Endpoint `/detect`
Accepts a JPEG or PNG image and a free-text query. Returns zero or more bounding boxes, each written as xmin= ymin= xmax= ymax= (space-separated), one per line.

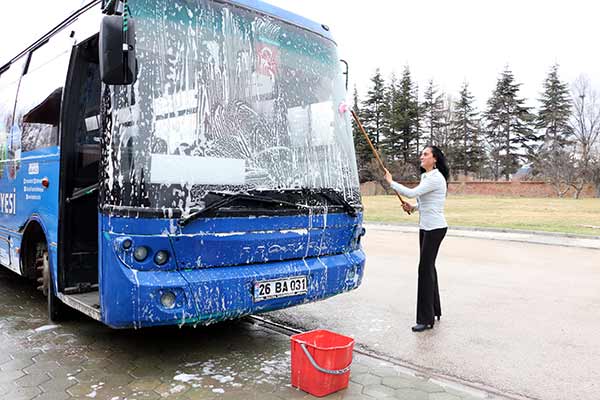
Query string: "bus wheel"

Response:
xmin=35 ymin=246 xmax=50 ymax=295
xmin=35 ymin=246 xmax=67 ymax=322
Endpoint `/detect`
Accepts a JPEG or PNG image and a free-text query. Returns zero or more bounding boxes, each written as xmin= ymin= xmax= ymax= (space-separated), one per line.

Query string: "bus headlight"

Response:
xmin=122 ymin=239 xmax=133 ymax=250
xmin=154 ymin=250 xmax=169 ymax=266
xmin=160 ymin=292 xmax=177 ymax=309
xmin=134 ymin=246 xmax=149 ymax=261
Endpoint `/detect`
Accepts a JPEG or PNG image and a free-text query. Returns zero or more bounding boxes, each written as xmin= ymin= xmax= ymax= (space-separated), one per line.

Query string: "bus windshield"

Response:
xmin=103 ymin=0 xmax=360 ymax=214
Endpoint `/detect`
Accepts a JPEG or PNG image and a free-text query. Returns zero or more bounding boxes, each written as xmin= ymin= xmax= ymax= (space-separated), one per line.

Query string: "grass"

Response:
xmin=362 ymin=195 xmax=600 ymax=236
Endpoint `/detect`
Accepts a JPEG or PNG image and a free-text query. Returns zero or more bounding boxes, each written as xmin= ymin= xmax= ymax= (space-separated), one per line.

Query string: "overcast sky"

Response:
xmin=2 ymin=0 xmax=599 ymax=110
xmin=265 ymin=0 xmax=600 ymax=110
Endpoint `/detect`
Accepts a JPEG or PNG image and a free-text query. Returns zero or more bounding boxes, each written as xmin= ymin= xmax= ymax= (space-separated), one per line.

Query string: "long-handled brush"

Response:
xmin=350 ymin=110 xmax=411 ymax=214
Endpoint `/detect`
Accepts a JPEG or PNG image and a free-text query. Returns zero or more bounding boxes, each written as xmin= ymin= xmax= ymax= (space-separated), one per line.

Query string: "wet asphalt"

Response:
xmin=266 ymin=227 xmax=600 ymax=400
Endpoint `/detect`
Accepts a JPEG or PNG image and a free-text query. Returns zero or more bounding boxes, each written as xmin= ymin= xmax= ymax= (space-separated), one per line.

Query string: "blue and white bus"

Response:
xmin=0 ymin=0 xmax=365 ymax=328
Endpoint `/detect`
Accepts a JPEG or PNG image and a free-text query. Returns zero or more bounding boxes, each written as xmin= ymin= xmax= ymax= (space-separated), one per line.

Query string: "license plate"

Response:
xmin=253 ymin=276 xmax=308 ymax=302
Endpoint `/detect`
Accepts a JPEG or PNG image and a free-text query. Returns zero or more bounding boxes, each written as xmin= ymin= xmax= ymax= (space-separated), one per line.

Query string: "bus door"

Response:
xmin=59 ymin=35 xmax=102 ymax=297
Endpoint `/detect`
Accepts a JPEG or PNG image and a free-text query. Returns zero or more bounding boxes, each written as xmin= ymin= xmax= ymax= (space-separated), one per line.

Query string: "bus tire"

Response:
xmin=35 ymin=247 xmax=67 ymax=322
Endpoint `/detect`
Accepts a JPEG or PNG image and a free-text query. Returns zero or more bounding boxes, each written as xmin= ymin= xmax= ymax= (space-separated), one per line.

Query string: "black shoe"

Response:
xmin=411 ymin=324 xmax=433 ymax=332
xmin=436 ymin=315 xmax=441 ymax=321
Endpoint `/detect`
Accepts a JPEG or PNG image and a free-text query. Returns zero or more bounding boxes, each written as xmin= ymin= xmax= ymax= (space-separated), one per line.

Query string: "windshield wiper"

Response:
xmin=310 ymin=189 xmax=358 ymax=217
xmin=178 ymin=192 xmax=306 ymax=226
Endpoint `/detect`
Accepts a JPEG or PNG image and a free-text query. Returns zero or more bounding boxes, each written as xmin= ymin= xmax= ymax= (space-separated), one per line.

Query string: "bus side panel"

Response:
xmin=5 ymin=26 xmax=73 ymax=278
xmin=16 ymin=148 xmax=61 ymax=265
xmin=0 ymin=149 xmax=60 ymax=276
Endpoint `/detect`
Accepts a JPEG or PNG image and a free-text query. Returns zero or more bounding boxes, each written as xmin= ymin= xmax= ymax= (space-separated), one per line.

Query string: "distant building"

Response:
xmin=513 ymin=165 xmax=532 ymax=181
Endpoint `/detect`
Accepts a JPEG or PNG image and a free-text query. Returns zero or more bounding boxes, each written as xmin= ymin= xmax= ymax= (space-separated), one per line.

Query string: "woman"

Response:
xmin=384 ymin=145 xmax=449 ymax=332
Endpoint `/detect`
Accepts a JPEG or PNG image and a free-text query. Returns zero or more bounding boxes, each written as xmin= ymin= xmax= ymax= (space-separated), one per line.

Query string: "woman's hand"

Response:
xmin=384 ymin=169 xmax=393 ymax=184
xmin=402 ymin=202 xmax=414 ymax=213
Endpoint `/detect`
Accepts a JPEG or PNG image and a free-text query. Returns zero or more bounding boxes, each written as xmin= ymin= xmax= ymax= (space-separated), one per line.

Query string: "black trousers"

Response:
xmin=417 ymin=228 xmax=447 ymax=325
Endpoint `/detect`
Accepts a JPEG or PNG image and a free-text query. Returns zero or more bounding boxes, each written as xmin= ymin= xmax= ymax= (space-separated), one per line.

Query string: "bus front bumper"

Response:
xmin=100 ymin=249 xmax=365 ymax=329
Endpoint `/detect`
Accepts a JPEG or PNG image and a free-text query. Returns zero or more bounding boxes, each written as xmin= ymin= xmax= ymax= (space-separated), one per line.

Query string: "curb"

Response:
xmin=364 ymin=222 xmax=600 ymax=250
xmin=364 ymin=221 xmax=600 ymax=240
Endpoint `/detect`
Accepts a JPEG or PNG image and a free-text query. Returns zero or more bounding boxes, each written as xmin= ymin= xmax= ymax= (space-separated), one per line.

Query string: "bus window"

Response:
xmin=21 ymin=88 xmax=61 ymax=152
xmin=0 ymin=58 xmax=26 ymax=177
xmin=72 ymin=60 xmax=102 ymax=189
xmin=14 ymin=30 xmax=73 ymax=156
xmin=105 ymin=0 xmax=360 ymax=213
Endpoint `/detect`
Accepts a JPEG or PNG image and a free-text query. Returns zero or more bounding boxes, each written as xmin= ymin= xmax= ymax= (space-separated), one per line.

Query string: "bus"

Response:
xmin=0 ymin=0 xmax=366 ymax=328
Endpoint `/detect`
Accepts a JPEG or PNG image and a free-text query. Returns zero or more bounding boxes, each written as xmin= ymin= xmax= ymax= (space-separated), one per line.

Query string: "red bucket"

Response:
xmin=290 ymin=329 xmax=355 ymax=397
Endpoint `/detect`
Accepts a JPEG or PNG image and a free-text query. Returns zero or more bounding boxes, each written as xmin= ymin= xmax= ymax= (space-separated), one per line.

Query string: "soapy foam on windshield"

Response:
xmin=102 ymin=0 xmax=361 ymax=214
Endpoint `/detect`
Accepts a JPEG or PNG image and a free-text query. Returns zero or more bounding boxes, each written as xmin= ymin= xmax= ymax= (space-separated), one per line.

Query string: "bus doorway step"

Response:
xmin=57 ymin=291 xmax=101 ymax=321
xmin=63 ymin=283 xmax=99 ymax=294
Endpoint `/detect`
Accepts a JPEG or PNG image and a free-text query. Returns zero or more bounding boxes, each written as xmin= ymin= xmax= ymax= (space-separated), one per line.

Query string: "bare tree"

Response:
xmin=590 ymin=152 xmax=600 ymax=197
xmin=538 ymin=143 xmax=578 ymax=197
xmin=569 ymin=76 xmax=600 ymax=198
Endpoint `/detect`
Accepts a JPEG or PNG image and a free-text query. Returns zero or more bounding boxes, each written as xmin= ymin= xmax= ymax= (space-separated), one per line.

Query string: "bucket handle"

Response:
xmin=300 ymin=343 xmax=352 ymax=375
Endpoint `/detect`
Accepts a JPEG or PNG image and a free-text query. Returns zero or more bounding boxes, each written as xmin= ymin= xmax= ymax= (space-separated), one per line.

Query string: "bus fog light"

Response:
xmin=134 ymin=246 xmax=149 ymax=261
xmin=154 ymin=250 xmax=169 ymax=265
xmin=122 ymin=239 xmax=133 ymax=250
xmin=160 ymin=292 xmax=177 ymax=309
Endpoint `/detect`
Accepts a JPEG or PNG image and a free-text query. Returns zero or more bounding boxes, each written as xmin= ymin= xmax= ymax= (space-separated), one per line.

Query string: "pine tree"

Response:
xmin=439 ymin=94 xmax=454 ymax=156
xmin=450 ymin=82 xmax=484 ymax=177
xmin=473 ymin=119 xmax=488 ymax=179
xmin=536 ymin=64 xmax=573 ymax=147
xmin=484 ymin=67 xmax=536 ymax=181
xmin=532 ymin=64 xmax=574 ymax=182
xmin=351 ymin=87 xmax=374 ymax=182
xmin=380 ymin=73 xmax=397 ymax=161
xmin=362 ymin=69 xmax=387 ymax=149
xmin=421 ymin=80 xmax=446 ymax=146
xmin=386 ymin=66 xmax=420 ymax=165
xmin=414 ymin=83 xmax=421 ymax=155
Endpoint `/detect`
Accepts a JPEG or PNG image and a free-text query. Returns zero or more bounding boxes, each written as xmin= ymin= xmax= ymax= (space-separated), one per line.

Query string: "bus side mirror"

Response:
xmin=99 ymin=15 xmax=137 ymax=85
xmin=340 ymin=59 xmax=349 ymax=91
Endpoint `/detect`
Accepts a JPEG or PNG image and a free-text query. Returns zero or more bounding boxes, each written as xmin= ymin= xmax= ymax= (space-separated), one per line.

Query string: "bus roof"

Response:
xmin=228 ymin=0 xmax=335 ymax=42
xmin=1 ymin=0 xmax=335 ymax=72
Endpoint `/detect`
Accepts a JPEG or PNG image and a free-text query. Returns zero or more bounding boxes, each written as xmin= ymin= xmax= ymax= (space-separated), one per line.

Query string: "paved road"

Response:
xmin=267 ymin=227 xmax=600 ymax=400
xmin=0 ymin=268 xmax=488 ymax=400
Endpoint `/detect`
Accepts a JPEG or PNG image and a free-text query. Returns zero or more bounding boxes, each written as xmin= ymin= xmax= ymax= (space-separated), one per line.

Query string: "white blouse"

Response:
xmin=390 ymin=169 xmax=448 ymax=231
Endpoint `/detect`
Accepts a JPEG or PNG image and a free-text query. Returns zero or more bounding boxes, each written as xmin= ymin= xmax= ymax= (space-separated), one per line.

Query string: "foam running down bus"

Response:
xmin=0 ymin=0 xmax=365 ymax=328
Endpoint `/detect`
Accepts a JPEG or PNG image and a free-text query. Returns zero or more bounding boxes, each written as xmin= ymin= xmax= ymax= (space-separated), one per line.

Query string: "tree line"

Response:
xmin=352 ymin=65 xmax=600 ymax=198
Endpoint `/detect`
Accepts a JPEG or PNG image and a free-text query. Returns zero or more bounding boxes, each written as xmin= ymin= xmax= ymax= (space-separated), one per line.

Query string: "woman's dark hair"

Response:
xmin=420 ymin=145 xmax=450 ymax=185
